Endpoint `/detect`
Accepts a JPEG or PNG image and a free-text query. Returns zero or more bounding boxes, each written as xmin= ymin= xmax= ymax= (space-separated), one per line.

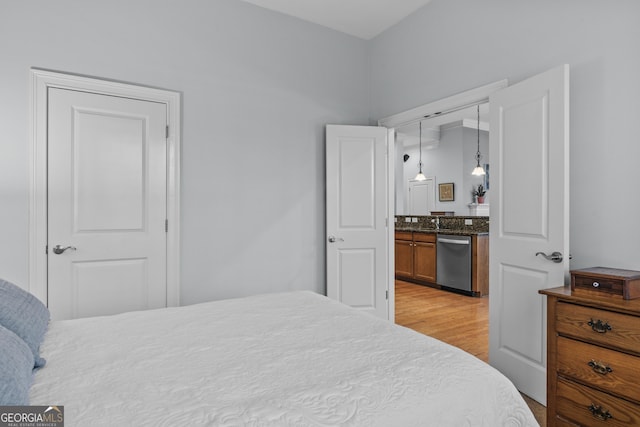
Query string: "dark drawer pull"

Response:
xmin=588 ymin=319 xmax=612 ymax=333
xmin=588 ymin=360 xmax=613 ymax=375
xmin=588 ymin=404 xmax=613 ymax=421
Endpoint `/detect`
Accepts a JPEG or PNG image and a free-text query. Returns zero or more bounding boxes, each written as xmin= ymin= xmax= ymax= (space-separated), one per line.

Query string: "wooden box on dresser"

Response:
xmin=540 ymin=286 xmax=640 ymax=426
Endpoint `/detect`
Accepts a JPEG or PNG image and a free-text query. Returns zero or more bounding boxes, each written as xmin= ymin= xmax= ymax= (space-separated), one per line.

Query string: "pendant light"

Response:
xmin=471 ymin=104 xmax=486 ymax=176
xmin=415 ymin=120 xmax=426 ymax=181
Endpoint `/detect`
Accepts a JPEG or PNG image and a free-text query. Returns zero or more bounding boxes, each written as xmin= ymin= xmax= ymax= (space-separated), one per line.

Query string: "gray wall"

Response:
xmin=2 ymin=0 xmax=639 ymax=305
xmin=371 ymin=0 xmax=640 ymax=271
xmin=0 ymin=0 xmax=370 ymax=303
xmin=398 ymin=126 xmax=489 ymax=214
xmin=462 ymin=127 xmax=489 ymax=206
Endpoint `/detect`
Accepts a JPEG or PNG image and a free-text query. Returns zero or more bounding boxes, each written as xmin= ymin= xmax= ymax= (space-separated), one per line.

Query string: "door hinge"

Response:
xmin=166 ymin=125 xmax=169 ymax=139
xmin=45 ymin=245 xmax=48 ymax=254
xmin=386 ymin=290 xmax=389 ymax=300
xmin=165 ymin=219 xmax=168 ymax=232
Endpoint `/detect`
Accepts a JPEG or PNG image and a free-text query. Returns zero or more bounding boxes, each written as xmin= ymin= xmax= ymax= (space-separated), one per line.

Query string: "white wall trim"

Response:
xmin=386 ymin=128 xmax=395 ymax=322
xmin=378 ymin=79 xmax=508 ymax=129
xmin=28 ymin=68 xmax=181 ymax=307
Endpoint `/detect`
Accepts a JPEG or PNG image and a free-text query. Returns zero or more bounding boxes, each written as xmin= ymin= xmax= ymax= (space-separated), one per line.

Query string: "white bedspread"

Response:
xmin=30 ymin=291 xmax=538 ymax=426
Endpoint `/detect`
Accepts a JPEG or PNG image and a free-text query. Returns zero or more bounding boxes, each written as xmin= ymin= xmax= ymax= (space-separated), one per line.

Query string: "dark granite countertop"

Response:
xmin=395 ymin=227 xmax=488 ymax=236
xmin=395 ymin=215 xmax=489 ymax=235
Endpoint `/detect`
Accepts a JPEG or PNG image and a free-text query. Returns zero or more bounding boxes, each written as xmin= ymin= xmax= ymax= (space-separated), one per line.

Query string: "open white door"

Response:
xmin=489 ymin=65 xmax=570 ymax=405
xmin=326 ymin=125 xmax=392 ymax=320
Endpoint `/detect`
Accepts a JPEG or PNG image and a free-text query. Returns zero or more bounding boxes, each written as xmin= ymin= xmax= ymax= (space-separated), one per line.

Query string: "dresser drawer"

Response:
xmin=556 ymin=302 xmax=640 ymax=354
xmin=556 ymin=377 xmax=640 ymax=426
xmin=553 ymin=417 xmax=580 ymax=426
xmin=557 ymin=336 xmax=640 ymax=402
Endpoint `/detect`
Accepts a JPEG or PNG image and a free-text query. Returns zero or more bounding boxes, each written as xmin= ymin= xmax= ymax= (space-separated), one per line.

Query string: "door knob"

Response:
xmin=328 ymin=236 xmax=344 ymax=243
xmin=535 ymin=251 xmax=563 ymax=263
xmin=52 ymin=245 xmax=76 ymax=255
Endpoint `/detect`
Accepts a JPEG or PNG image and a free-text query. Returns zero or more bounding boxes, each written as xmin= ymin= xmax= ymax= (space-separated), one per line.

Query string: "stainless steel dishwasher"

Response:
xmin=436 ymin=234 xmax=472 ymax=293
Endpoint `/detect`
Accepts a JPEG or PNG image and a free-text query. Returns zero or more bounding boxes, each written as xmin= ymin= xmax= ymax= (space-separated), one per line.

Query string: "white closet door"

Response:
xmin=48 ymin=88 xmax=168 ymax=320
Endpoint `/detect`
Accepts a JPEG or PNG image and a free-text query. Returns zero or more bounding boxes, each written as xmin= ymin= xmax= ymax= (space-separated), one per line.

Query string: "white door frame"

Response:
xmin=386 ymin=128 xmax=395 ymax=321
xmin=378 ymin=80 xmax=508 ymax=130
xmin=28 ymin=68 xmax=181 ymax=307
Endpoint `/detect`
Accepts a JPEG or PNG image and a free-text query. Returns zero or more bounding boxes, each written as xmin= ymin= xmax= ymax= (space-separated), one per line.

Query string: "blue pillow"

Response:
xmin=0 ymin=324 xmax=35 ymax=405
xmin=0 ymin=279 xmax=50 ymax=368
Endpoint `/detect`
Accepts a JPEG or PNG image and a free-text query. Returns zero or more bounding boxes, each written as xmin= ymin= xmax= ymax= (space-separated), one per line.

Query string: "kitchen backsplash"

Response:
xmin=395 ymin=215 xmax=489 ymax=233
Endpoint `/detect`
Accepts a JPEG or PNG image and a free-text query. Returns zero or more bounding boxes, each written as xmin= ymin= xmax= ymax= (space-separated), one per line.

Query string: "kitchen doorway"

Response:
xmin=379 ymin=80 xmax=506 ymax=320
xmin=383 ymin=65 xmax=571 ymax=405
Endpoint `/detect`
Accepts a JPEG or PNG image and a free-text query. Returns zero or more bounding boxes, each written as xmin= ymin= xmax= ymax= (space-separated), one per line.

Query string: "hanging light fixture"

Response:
xmin=415 ymin=120 xmax=426 ymax=181
xmin=471 ymin=104 xmax=486 ymax=176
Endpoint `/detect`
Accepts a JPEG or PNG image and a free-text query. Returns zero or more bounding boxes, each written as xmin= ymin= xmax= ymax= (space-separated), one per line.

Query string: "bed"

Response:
xmin=1 ymin=280 xmax=538 ymax=426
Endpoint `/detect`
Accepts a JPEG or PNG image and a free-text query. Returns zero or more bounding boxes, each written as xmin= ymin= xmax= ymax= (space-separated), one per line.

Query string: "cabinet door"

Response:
xmin=395 ymin=240 xmax=414 ymax=279
xmin=414 ymin=241 xmax=437 ymax=283
xmin=471 ymin=235 xmax=489 ymax=296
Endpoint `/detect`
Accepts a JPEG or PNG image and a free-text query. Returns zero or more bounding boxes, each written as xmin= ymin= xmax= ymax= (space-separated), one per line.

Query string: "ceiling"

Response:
xmin=397 ymin=103 xmax=490 ymax=148
xmin=238 ymin=0 xmax=433 ymax=40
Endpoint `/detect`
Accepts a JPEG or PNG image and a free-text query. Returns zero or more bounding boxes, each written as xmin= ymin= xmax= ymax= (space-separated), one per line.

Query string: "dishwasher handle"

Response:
xmin=437 ymin=237 xmax=470 ymax=245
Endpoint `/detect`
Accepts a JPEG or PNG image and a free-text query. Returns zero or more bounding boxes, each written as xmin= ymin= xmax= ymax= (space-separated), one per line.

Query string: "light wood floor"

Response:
xmin=395 ymin=280 xmax=546 ymax=426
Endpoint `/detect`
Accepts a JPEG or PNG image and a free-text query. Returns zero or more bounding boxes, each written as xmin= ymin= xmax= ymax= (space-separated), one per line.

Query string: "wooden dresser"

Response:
xmin=540 ymin=287 xmax=640 ymax=426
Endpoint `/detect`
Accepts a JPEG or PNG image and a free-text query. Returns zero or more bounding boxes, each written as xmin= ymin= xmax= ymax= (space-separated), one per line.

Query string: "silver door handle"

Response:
xmin=53 ymin=245 xmax=76 ymax=255
xmin=328 ymin=236 xmax=344 ymax=243
xmin=535 ymin=251 xmax=563 ymax=263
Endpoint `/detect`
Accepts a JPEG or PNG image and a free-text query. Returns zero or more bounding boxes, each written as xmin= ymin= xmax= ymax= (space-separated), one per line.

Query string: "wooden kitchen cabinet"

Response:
xmin=394 ymin=231 xmax=437 ymax=284
xmin=471 ymin=234 xmax=489 ymax=296
xmin=540 ymin=287 xmax=640 ymax=426
xmin=394 ymin=232 xmax=414 ymax=279
xmin=395 ymin=230 xmax=488 ymax=296
xmin=413 ymin=233 xmax=437 ymax=283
